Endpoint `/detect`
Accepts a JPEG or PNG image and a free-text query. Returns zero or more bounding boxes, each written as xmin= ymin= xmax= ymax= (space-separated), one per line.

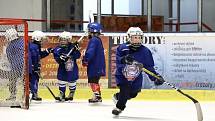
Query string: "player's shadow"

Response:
xmin=113 ymin=115 xmax=166 ymax=121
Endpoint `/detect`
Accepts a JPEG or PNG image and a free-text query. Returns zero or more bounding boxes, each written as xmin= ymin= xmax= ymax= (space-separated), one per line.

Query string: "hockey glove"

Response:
xmin=34 ymin=70 xmax=41 ymax=78
xmin=32 ymin=66 xmax=41 ymax=77
xmin=60 ymin=54 xmax=69 ymax=62
xmin=46 ymin=48 xmax=54 ymax=53
xmin=121 ymin=55 xmax=134 ymax=65
xmin=154 ymin=75 xmax=164 ymax=86
xmin=73 ymin=41 xmax=80 ymax=51
xmin=133 ymin=62 xmax=144 ymax=69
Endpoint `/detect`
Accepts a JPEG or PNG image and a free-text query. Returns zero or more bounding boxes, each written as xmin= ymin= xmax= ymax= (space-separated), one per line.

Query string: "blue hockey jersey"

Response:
xmin=115 ymin=43 xmax=158 ymax=91
xmin=83 ymin=36 xmax=106 ymax=78
xmin=53 ymin=43 xmax=81 ymax=82
xmin=29 ymin=42 xmax=50 ymax=72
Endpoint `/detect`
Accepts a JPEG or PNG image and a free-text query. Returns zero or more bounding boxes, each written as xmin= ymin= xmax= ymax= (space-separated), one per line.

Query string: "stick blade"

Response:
xmin=89 ymin=10 xmax=94 ymax=23
xmin=45 ymin=84 xmax=57 ymax=100
xmin=195 ymin=102 xmax=203 ymax=121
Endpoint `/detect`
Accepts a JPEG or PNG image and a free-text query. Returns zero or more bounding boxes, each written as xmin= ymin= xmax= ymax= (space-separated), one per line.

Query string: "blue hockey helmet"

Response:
xmin=87 ymin=22 xmax=102 ymax=33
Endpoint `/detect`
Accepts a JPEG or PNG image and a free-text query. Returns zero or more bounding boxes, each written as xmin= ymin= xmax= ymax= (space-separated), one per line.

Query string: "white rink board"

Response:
xmin=1 ymin=100 xmax=215 ymax=121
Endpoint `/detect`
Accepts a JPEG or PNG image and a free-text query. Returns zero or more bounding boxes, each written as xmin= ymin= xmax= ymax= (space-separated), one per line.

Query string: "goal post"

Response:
xmin=0 ymin=19 xmax=29 ymax=109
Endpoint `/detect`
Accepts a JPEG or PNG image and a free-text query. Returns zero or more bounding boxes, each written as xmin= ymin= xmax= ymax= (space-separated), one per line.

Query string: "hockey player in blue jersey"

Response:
xmin=29 ymin=31 xmax=53 ymax=101
xmin=82 ymin=22 xmax=106 ymax=103
xmin=53 ymin=31 xmax=81 ymax=101
xmin=0 ymin=28 xmax=25 ymax=100
xmin=112 ymin=27 xmax=164 ymax=115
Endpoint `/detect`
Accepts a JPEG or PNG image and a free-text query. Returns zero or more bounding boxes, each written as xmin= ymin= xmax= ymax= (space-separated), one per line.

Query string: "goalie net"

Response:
xmin=0 ymin=19 xmax=29 ymax=109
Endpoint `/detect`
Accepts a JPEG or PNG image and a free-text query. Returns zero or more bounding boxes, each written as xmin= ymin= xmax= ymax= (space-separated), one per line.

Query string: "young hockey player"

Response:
xmin=53 ymin=31 xmax=81 ymax=101
xmin=112 ymin=27 xmax=164 ymax=115
xmin=29 ymin=30 xmax=53 ymax=101
xmin=82 ymin=22 xmax=106 ymax=103
xmin=2 ymin=28 xmax=24 ymax=100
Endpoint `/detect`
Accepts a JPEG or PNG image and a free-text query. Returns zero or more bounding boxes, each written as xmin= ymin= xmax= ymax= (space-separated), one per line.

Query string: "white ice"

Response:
xmin=0 ymin=100 xmax=215 ymax=121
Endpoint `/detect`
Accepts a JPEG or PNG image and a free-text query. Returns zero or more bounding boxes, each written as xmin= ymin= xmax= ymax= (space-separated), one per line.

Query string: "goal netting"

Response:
xmin=0 ymin=19 xmax=29 ymax=109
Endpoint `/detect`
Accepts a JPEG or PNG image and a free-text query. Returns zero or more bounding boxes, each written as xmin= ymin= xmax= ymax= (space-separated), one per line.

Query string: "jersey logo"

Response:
xmin=65 ymin=59 xmax=74 ymax=71
xmin=122 ymin=64 xmax=141 ymax=81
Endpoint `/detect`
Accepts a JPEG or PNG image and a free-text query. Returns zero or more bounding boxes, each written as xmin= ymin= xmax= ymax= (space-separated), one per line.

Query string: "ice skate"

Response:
xmin=112 ymin=107 xmax=122 ymax=115
xmin=88 ymin=96 xmax=102 ymax=103
xmin=66 ymin=91 xmax=74 ymax=101
xmin=56 ymin=91 xmax=65 ymax=102
xmin=32 ymin=93 xmax=42 ymax=101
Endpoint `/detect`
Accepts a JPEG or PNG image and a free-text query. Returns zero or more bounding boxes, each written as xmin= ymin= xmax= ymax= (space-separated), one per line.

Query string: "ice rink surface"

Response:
xmin=1 ymin=100 xmax=215 ymax=121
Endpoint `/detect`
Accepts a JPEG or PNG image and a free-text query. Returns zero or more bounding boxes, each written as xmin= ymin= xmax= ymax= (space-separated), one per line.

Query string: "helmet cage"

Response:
xmin=5 ymin=28 xmax=19 ymax=41
xmin=127 ymin=27 xmax=144 ymax=46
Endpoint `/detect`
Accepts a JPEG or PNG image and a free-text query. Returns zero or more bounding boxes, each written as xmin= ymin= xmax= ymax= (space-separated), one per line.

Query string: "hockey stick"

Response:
xmin=45 ymin=84 xmax=71 ymax=101
xmin=44 ymin=84 xmax=58 ymax=100
xmin=66 ymin=31 xmax=88 ymax=57
xmin=141 ymin=67 xmax=203 ymax=121
xmin=66 ymin=10 xmax=94 ymax=57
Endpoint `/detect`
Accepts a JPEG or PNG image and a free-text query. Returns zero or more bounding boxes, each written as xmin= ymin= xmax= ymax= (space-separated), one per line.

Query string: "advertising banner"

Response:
xmin=109 ymin=33 xmax=215 ymax=90
xmin=22 ymin=33 xmax=215 ymax=90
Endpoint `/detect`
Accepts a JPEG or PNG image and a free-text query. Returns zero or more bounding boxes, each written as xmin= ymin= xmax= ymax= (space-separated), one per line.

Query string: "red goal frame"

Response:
xmin=0 ymin=19 xmax=29 ymax=109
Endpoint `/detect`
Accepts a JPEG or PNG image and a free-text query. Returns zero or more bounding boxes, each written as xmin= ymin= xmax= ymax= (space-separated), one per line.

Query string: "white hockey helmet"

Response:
xmin=31 ymin=30 xmax=46 ymax=42
xmin=127 ymin=27 xmax=143 ymax=38
xmin=126 ymin=27 xmax=143 ymax=47
xmin=59 ymin=31 xmax=71 ymax=47
xmin=5 ymin=28 xmax=19 ymax=41
xmin=59 ymin=31 xmax=72 ymax=41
